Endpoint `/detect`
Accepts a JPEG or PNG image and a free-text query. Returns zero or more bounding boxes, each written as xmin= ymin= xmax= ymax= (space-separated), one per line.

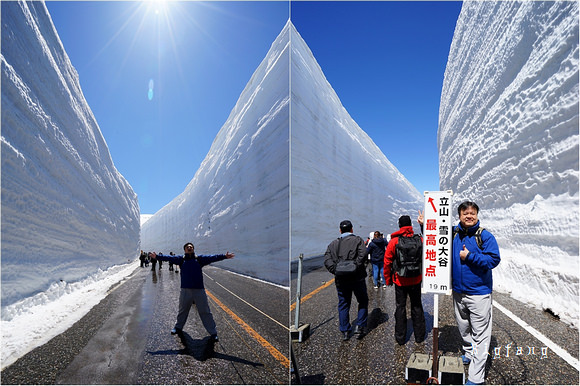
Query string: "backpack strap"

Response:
xmin=453 ymin=226 xmax=485 ymax=249
xmin=335 ymin=237 xmax=343 ymax=262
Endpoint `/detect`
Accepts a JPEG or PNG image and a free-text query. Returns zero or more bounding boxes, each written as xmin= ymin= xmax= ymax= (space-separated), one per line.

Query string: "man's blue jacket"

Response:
xmin=155 ymin=253 xmax=227 ymax=289
xmin=452 ymin=221 xmax=501 ymax=295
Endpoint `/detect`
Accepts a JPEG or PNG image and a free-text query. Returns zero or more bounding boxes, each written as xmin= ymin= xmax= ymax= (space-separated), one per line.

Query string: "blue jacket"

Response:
xmin=452 ymin=221 xmax=500 ymax=295
xmin=156 ymin=253 xmax=227 ymax=289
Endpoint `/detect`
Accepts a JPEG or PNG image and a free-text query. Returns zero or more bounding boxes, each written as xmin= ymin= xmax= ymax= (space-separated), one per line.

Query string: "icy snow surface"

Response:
xmin=141 ymin=22 xmax=290 ymax=285
xmin=1 ymin=1 xmax=139 ymax=368
xmin=290 ymin=23 xmax=423 ymax=259
xmin=439 ymin=1 xmax=579 ymax=326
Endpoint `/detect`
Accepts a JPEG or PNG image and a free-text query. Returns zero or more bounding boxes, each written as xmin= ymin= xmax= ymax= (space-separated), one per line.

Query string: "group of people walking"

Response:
xmin=324 ymin=201 xmax=501 ymax=385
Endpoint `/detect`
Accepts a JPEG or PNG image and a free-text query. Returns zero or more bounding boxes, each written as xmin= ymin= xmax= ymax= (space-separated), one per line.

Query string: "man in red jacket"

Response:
xmin=384 ymin=215 xmax=426 ymax=345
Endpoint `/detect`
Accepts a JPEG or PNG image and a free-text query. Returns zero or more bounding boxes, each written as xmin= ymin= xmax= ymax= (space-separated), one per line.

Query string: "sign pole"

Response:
xmin=433 ymin=293 xmax=439 ymax=378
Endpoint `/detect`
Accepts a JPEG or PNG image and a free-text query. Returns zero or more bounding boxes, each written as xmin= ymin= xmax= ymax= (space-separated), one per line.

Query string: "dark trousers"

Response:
xmin=395 ymin=283 xmax=426 ymax=344
xmin=336 ymin=278 xmax=368 ymax=332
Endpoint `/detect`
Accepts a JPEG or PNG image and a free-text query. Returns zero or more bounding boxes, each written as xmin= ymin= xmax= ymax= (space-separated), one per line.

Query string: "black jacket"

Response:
xmin=324 ymin=234 xmax=367 ymax=281
xmin=367 ymin=237 xmax=387 ymax=264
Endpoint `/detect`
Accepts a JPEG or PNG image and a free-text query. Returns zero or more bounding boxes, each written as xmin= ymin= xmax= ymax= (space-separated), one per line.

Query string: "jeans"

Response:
xmin=371 ymin=262 xmax=386 ymax=286
xmin=336 ymin=278 xmax=368 ymax=332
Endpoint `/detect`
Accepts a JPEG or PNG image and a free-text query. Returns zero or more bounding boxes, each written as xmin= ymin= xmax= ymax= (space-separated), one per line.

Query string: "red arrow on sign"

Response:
xmin=428 ymin=197 xmax=437 ymax=213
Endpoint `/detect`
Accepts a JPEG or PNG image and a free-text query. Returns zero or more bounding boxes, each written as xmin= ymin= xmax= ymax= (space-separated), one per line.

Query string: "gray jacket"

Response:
xmin=324 ymin=234 xmax=367 ymax=281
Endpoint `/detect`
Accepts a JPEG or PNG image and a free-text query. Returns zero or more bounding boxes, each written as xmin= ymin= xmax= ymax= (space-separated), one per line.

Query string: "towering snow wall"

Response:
xmin=439 ymin=2 xmax=579 ymax=326
xmin=290 ymin=23 xmax=423 ymax=259
xmin=141 ymin=22 xmax=290 ymax=285
xmin=1 ymin=1 xmax=140 ymax=307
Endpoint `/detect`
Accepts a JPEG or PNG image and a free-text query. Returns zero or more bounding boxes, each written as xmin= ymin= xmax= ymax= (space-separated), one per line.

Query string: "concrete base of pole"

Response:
xmin=438 ymin=356 xmax=465 ymax=385
xmin=290 ymin=323 xmax=311 ymax=343
xmin=405 ymin=353 xmax=432 ymax=384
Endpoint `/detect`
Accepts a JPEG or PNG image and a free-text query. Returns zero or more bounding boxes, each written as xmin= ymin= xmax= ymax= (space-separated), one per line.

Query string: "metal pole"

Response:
xmin=294 ymin=253 xmax=304 ymax=329
xmin=433 ymin=293 xmax=439 ymax=377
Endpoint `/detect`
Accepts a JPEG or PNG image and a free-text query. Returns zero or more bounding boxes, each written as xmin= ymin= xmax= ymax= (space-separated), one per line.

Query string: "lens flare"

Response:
xmin=148 ymin=79 xmax=154 ymax=101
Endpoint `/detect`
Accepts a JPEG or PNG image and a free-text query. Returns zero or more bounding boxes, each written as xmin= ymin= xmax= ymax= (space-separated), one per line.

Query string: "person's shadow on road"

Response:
xmin=147 ymin=331 xmax=264 ymax=367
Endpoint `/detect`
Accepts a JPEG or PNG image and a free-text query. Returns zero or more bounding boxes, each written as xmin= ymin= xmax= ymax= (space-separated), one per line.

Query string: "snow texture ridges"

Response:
xmin=1 ymin=1 xmax=140 ymax=308
xmin=439 ymin=1 xmax=579 ymax=326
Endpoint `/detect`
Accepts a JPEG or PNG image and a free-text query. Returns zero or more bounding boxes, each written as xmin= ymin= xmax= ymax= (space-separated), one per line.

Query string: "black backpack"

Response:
xmin=393 ymin=234 xmax=422 ymax=278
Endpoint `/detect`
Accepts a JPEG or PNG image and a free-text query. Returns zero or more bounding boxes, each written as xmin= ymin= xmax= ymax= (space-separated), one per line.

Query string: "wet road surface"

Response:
xmin=1 ymin=264 xmax=289 ymax=384
xmin=291 ymin=256 xmax=579 ymax=385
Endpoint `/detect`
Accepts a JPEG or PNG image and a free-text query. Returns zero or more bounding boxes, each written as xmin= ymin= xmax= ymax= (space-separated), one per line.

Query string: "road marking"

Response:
xmin=493 ymin=300 xmax=580 ymax=371
xmin=204 ymin=273 xmax=288 ymax=330
xmin=207 ymin=290 xmax=290 ymax=369
xmin=290 ymin=279 xmax=335 ymax=311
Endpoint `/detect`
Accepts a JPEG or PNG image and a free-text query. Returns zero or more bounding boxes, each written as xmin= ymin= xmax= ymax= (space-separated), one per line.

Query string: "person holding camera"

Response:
xmin=149 ymin=243 xmax=234 ymax=342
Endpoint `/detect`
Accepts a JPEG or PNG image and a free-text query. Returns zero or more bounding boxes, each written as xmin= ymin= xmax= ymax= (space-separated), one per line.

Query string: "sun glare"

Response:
xmin=146 ymin=0 xmax=169 ymax=16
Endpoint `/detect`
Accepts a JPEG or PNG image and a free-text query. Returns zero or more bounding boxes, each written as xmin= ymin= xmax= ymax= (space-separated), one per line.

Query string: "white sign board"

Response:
xmin=421 ymin=191 xmax=453 ymax=295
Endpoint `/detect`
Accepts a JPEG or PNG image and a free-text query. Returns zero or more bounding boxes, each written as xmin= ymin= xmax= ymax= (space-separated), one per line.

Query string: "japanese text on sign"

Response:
xmin=422 ymin=191 xmax=453 ymax=295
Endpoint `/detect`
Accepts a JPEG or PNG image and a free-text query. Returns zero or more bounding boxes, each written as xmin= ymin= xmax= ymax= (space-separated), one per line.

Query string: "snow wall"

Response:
xmin=141 ymin=22 xmax=290 ymax=286
xmin=290 ymin=23 xmax=423 ymax=259
xmin=1 ymin=1 xmax=140 ymax=308
xmin=439 ymin=1 xmax=579 ymax=326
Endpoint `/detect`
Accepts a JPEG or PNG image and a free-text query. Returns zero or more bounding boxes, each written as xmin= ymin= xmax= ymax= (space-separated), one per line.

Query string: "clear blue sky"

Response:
xmin=46 ymin=1 xmax=462 ymax=215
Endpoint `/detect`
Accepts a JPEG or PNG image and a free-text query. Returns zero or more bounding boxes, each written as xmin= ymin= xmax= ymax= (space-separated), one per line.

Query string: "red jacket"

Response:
xmin=384 ymin=226 xmax=423 ymax=287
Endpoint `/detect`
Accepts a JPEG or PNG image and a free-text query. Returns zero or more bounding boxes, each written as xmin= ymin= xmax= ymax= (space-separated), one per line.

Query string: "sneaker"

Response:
xmin=171 ymin=327 xmax=182 ymax=335
xmin=374 ymin=285 xmax=379 ymax=289
xmin=342 ymin=331 xmax=351 ymax=341
xmin=461 ymin=355 xmax=471 ymax=365
xmin=382 ymin=284 xmax=387 ymax=289
xmin=210 ymin=334 xmax=219 ymax=342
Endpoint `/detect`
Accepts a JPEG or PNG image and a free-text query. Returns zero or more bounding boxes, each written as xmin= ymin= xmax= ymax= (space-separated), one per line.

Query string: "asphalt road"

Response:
xmin=291 ymin=256 xmax=579 ymax=385
xmin=1 ymin=264 xmax=290 ymax=385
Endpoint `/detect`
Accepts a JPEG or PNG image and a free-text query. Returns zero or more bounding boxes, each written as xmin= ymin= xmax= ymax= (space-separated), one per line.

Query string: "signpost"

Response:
xmin=422 ymin=190 xmax=453 ymax=382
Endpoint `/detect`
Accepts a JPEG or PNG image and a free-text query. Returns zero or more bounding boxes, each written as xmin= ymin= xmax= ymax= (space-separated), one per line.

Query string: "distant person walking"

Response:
xmin=324 ymin=220 xmax=369 ymax=341
xmin=150 ymin=243 xmax=234 ymax=341
xmin=384 ymin=215 xmax=426 ymax=345
xmin=419 ymin=201 xmax=500 ymax=385
xmin=139 ymin=250 xmax=147 ymax=268
xmin=367 ymin=231 xmax=388 ymax=289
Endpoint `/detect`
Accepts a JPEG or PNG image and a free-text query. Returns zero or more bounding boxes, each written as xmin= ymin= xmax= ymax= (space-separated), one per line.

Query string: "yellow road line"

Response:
xmin=206 ymin=290 xmax=290 ymax=369
xmin=290 ymin=278 xmax=335 ymax=311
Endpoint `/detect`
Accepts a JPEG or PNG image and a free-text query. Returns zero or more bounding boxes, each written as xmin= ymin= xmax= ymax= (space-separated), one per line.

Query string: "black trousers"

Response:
xmin=394 ymin=283 xmax=426 ymax=344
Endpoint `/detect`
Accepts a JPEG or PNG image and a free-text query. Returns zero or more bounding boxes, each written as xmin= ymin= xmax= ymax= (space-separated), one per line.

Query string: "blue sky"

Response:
xmin=47 ymin=1 xmax=461 ymax=215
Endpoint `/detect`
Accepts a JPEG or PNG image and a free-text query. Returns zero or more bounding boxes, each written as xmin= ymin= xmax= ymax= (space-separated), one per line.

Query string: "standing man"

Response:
xmin=324 ymin=220 xmax=369 ymax=341
xmin=150 ymin=243 xmax=234 ymax=342
xmin=384 ymin=215 xmax=425 ymax=345
xmin=419 ymin=201 xmax=500 ymax=385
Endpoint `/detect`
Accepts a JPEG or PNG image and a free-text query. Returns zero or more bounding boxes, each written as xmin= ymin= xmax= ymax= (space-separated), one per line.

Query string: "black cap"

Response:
xmin=340 ymin=220 xmax=353 ymax=232
xmin=398 ymin=215 xmax=412 ymax=228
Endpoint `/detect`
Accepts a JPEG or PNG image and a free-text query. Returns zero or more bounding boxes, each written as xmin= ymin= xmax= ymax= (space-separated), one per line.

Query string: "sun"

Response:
xmin=146 ymin=0 xmax=170 ymax=16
